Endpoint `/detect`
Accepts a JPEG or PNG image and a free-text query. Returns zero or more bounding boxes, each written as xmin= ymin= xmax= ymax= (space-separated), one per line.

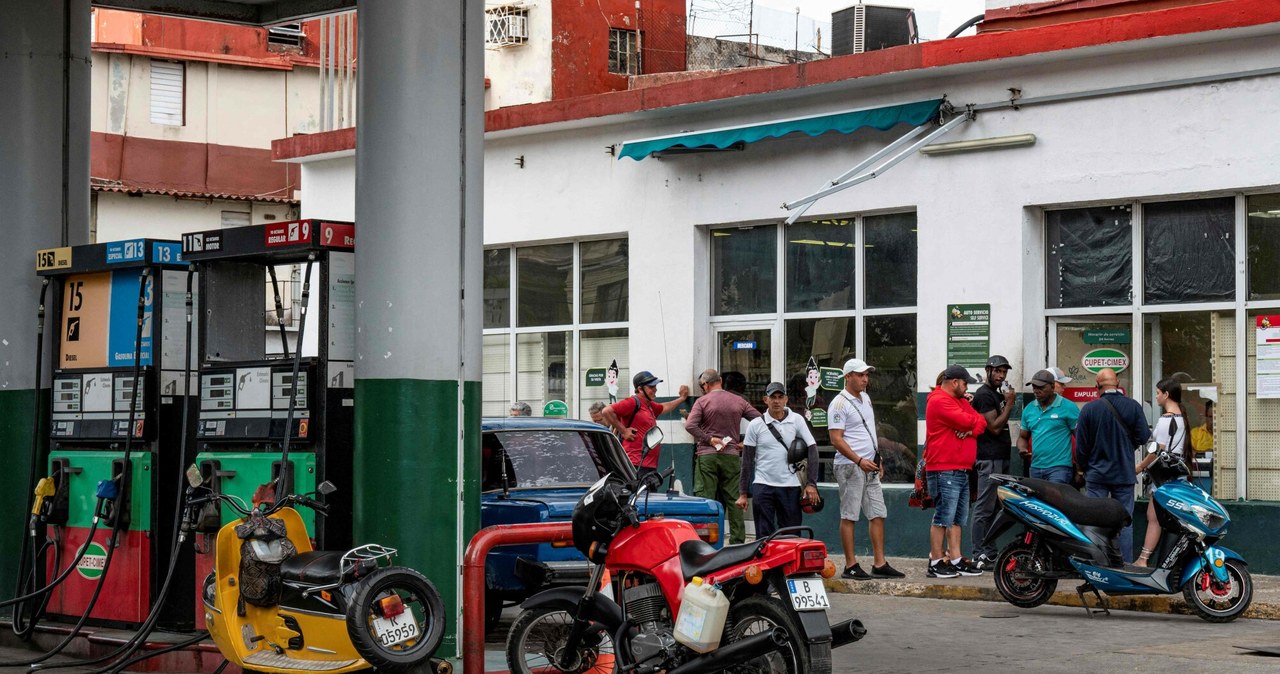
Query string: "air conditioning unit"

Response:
xmin=831 ymin=4 xmax=917 ymax=56
xmin=486 ymin=7 xmax=529 ymax=48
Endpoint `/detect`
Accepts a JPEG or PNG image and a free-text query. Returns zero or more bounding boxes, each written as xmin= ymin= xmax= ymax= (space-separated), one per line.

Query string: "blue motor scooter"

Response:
xmin=984 ymin=443 xmax=1252 ymax=622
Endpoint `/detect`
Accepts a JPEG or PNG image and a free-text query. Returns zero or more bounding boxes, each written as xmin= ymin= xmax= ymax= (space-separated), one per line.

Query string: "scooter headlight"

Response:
xmin=1190 ymin=505 xmax=1226 ymax=532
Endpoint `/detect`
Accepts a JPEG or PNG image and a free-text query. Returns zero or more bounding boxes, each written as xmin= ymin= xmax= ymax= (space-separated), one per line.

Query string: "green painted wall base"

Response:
xmin=354 ymin=378 xmax=479 ymax=659
xmin=0 ymin=389 xmax=43 ymax=601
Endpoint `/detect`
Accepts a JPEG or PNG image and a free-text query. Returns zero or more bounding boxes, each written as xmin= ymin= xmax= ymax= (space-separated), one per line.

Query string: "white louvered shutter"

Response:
xmin=150 ymin=60 xmax=184 ymax=126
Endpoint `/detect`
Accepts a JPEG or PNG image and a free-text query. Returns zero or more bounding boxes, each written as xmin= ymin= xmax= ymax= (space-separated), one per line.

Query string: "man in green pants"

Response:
xmin=685 ymin=368 xmax=762 ymax=544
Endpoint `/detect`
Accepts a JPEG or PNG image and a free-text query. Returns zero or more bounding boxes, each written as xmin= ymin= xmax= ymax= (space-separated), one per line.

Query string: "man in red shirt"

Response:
xmin=924 ymin=364 xmax=988 ymax=578
xmin=602 ymin=370 xmax=690 ymax=482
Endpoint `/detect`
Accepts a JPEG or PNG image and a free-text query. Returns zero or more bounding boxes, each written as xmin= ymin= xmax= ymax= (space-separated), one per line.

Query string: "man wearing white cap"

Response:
xmin=827 ymin=358 xmax=904 ymax=580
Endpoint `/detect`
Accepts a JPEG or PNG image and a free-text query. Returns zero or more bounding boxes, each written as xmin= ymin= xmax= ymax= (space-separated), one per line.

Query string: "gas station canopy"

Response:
xmin=93 ymin=0 xmax=354 ymax=25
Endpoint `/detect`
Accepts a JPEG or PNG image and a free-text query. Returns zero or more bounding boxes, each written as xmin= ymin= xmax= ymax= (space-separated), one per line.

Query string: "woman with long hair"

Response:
xmin=1134 ymin=377 xmax=1189 ymax=567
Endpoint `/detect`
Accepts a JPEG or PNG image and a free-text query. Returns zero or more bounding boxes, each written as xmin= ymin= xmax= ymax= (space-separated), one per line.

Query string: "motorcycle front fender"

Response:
xmin=1179 ymin=545 xmax=1246 ymax=587
xmin=520 ymin=586 xmax=626 ymax=633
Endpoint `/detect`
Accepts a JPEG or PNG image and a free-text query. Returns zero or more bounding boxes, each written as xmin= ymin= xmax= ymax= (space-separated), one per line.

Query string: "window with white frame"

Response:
xmin=149 ymin=59 xmax=185 ymax=126
xmin=1044 ymin=194 xmax=1280 ymax=501
xmin=486 ymin=6 xmax=529 ymax=48
xmin=608 ymin=28 xmax=640 ymax=75
xmin=484 ymin=239 xmax=630 ymax=418
xmin=710 ymin=214 xmax=918 ymax=484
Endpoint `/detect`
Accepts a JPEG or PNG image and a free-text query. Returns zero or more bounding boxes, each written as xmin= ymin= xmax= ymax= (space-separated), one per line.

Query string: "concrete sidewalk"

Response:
xmin=825 ymin=555 xmax=1280 ymax=620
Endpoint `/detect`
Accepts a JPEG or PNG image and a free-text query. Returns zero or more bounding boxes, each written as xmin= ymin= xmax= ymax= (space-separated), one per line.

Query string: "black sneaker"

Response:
xmin=871 ymin=562 xmax=905 ymax=578
xmin=841 ymin=563 xmax=872 ymax=580
xmin=953 ymin=558 xmax=984 ymax=576
xmin=973 ymin=554 xmax=996 ymax=571
xmin=926 ymin=560 xmax=959 ymax=579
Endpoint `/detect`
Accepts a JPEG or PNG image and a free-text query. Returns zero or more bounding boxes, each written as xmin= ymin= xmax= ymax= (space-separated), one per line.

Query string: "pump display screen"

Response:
xmin=197 ymin=364 xmax=311 ymax=440
xmin=50 ymin=371 xmax=147 ymax=440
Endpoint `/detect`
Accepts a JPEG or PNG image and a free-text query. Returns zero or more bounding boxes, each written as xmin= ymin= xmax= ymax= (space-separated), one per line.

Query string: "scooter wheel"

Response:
xmin=346 ymin=566 xmax=447 ymax=672
xmin=994 ymin=542 xmax=1057 ymax=608
xmin=1183 ymin=558 xmax=1253 ymax=623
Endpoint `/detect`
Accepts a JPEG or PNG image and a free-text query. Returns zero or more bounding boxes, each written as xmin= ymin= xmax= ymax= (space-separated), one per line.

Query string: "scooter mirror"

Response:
xmin=185 ymin=464 xmax=204 ymax=488
xmin=1144 ymin=441 xmax=1160 ymax=455
xmin=644 ymin=426 xmax=664 ymax=452
xmin=318 ymin=480 xmax=337 ymax=495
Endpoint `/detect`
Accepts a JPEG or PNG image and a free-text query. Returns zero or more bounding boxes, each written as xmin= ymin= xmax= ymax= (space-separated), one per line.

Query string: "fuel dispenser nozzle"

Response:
xmin=30 ymin=477 xmax=56 ymax=533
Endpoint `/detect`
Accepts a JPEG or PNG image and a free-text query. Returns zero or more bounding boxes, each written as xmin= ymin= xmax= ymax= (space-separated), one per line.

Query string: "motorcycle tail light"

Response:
xmin=799 ymin=548 xmax=826 ymax=572
xmin=821 ymin=559 xmax=837 ymax=578
xmin=551 ymin=540 xmax=574 ymax=548
xmin=744 ymin=564 xmax=763 ymax=585
xmin=378 ymin=594 xmax=406 ymax=619
xmin=693 ymin=522 xmax=720 ymax=544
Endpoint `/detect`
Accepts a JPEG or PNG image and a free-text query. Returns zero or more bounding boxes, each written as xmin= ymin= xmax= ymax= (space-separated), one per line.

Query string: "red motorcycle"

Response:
xmin=505 ymin=428 xmax=865 ymax=674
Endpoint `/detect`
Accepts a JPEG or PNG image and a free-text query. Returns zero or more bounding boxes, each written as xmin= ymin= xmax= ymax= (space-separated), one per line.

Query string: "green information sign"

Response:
xmin=543 ymin=400 xmax=569 ymax=417
xmin=585 ymin=368 xmax=606 ymax=387
xmin=1083 ymin=329 xmax=1131 ymax=344
xmin=809 ymin=408 xmax=828 ymax=428
xmin=946 ymin=303 xmax=991 ymax=370
xmin=819 ymin=367 xmax=843 ymax=390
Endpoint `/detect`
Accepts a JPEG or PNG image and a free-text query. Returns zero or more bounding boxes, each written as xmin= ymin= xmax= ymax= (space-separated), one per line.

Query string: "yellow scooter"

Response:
xmin=184 ymin=469 xmax=449 ymax=673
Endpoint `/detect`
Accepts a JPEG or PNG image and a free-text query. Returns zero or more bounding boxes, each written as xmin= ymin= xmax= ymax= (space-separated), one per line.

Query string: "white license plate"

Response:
xmin=787 ymin=577 xmax=830 ymax=612
xmin=372 ymin=606 xmax=419 ymax=647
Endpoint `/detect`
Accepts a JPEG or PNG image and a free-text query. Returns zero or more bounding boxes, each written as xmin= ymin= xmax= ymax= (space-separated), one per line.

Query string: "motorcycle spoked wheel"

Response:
xmin=505 ymin=606 xmax=617 ymax=674
xmin=994 ymin=541 xmax=1058 ymax=608
xmin=345 ymin=566 xmax=446 ymax=672
xmin=1182 ymin=558 xmax=1253 ymax=623
xmin=725 ymin=595 xmax=830 ymax=674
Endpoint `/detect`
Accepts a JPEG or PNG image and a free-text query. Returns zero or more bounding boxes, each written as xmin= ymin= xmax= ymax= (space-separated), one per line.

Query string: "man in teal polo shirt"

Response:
xmin=1017 ymin=369 xmax=1079 ymax=484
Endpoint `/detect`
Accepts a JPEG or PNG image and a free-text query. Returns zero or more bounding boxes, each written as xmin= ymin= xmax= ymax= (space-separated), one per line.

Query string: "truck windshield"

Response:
xmin=483 ymin=430 xmax=615 ymax=489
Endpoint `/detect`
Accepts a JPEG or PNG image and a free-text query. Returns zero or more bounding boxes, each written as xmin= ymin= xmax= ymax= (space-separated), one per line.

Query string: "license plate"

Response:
xmin=372 ymin=606 xmax=419 ymax=647
xmin=787 ymin=577 xmax=830 ymax=611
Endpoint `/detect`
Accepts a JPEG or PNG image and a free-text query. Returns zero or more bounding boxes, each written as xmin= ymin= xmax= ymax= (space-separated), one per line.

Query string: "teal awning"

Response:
xmin=618 ymin=98 xmax=944 ymax=161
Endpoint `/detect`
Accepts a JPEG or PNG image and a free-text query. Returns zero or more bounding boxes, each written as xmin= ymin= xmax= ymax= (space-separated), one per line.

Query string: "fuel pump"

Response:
xmin=33 ymin=239 xmax=197 ymax=629
xmin=181 ymin=219 xmax=356 ymax=627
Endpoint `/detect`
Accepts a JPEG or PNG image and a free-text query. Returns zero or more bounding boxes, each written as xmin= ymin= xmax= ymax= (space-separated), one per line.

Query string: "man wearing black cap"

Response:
xmin=1017 ymin=369 xmax=1080 ymax=485
xmin=924 ymin=364 xmax=988 ymax=578
xmin=970 ymin=355 xmax=1017 ymax=569
xmin=737 ymin=382 xmax=819 ymax=538
xmin=602 ymin=371 xmax=690 ymax=479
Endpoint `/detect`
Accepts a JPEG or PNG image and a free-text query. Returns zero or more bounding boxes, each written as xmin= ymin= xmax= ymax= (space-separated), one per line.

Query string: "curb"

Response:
xmin=823 ymin=577 xmax=1280 ymax=621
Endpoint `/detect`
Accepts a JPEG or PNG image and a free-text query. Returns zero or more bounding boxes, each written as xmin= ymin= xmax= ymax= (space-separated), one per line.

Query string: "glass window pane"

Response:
xmin=1143 ymin=197 xmax=1235 ymax=305
xmin=484 ymin=248 xmax=510 ymax=329
xmin=717 ymin=329 xmax=771 ymax=404
xmin=864 ymin=314 xmax=918 ymax=484
xmin=1247 ymin=310 xmax=1280 ymax=500
xmin=784 ymin=317 xmax=856 ymax=479
xmin=1046 ymin=205 xmax=1132 ymax=309
xmin=517 ymin=244 xmax=573 ymax=327
xmin=1247 ymin=193 xmax=1280 ymax=301
xmin=482 ymin=334 xmax=511 ymax=417
xmin=712 ymin=226 xmax=776 ymax=315
xmin=864 ymin=212 xmax=917 ymax=309
xmin=581 ymin=239 xmax=629 ymax=323
xmin=785 ymin=219 xmax=855 ymax=312
xmin=516 ymin=331 xmax=572 ymax=416
xmin=581 ymin=328 xmax=629 ymax=419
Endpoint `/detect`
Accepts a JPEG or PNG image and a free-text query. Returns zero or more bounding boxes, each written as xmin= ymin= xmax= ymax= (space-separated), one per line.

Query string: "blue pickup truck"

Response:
xmin=481 ymin=417 xmax=725 ymax=627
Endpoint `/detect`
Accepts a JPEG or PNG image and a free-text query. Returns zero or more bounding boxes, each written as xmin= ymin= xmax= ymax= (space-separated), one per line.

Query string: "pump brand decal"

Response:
xmin=265 ymin=221 xmax=312 ymax=247
xmin=77 ymin=541 xmax=109 ymax=579
xmin=106 ymin=239 xmax=146 ymax=264
xmin=1082 ymin=348 xmax=1129 ymax=374
xmin=319 ymin=222 xmax=354 ymax=249
xmin=182 ymin=232 xmax=222 ymax=253
xmin=36 ymin=247 xmax=72 ymax=271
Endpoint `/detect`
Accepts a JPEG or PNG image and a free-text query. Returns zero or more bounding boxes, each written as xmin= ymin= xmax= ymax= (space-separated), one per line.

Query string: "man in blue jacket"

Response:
xmin=1075 ymin=368 xmax=1152 ymax=563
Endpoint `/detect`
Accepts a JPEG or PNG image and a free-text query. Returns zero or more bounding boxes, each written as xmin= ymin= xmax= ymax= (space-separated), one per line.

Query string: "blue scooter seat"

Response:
xmin=1014 ymin=477 xmax=1131 ymax=529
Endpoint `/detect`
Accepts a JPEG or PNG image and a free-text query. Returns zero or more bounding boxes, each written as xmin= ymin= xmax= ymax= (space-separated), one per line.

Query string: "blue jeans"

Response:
xmin=1030 ymin=465 xmax=1074 ymax=485
xmin=752 ymin=483 xmax=802 ymax=539
xmin=1086 ymin=482 xmax=1136 ymax=563
xmin=927 ymin=470 xmax=970 ymax=528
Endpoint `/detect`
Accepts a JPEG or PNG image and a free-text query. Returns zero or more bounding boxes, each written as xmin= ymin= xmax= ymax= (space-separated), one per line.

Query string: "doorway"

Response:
xmin=716 ymin=326 xmax=772 ymax=411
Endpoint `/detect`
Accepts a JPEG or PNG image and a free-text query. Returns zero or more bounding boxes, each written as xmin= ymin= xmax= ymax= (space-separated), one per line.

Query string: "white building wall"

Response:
xmin=94 ymin=192 xmax=295 ymax=242
xmin=483 ymin=1 xmax=554 ymax=109
xmin=296 ymin=24 xmax=1280 ymax=423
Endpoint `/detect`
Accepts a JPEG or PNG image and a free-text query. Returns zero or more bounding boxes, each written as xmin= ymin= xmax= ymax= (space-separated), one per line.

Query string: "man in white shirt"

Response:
xmin=736 ymin=381 xmax=819 ymax=538
xmin=828 ymin=358 xmax=904 ymax=580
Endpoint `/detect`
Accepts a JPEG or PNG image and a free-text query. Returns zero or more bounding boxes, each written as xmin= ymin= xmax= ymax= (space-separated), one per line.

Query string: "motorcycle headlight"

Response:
xmin=1189 ymin=505 xmax=1226 ymax=532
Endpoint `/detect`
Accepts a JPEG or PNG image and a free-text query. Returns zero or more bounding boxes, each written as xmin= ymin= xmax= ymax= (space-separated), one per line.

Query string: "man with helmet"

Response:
xmin=602 ymin=370 xmax=690 ymax=481
xmin=970 ymin=354 xmax=1018 ymax=569
xmin=737 ymin=382 xmax=819 ymax=538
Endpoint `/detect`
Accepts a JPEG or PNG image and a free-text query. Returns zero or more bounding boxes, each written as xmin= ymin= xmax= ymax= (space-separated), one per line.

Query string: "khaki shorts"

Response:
xmin=835 ymin=463 xmax=887 ymax=522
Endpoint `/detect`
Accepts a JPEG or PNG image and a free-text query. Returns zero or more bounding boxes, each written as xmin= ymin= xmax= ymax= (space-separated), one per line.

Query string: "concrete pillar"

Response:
xmin=353 ymin=0 xmax=483 ymax=658
xmin=0 ymin=0 xmax=92 ymax=596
